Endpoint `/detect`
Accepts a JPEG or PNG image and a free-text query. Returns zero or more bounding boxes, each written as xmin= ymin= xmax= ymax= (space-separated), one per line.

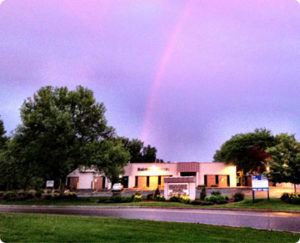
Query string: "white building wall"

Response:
xmin=199 ymin=162 xmax=236 ymax=187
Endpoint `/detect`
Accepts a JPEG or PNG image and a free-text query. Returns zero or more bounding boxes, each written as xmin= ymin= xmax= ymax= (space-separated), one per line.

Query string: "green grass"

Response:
xmin=1 ymin=197 xmax=300 ymax=212
xmin=0 ymin=213 xmax=298 ymax=242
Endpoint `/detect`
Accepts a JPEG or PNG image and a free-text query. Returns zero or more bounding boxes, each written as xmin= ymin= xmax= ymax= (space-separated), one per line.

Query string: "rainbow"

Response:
xmin=141 ymin=0 xmax=194 ymax=142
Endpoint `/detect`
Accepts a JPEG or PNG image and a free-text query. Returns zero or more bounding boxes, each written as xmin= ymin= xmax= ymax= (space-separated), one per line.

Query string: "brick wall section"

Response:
xmin=177 ymin=162 xmax=200 ymax=172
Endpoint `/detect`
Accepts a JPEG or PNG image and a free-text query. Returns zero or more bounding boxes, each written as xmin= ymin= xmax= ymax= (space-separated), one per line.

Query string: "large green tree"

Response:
xmin=14 ymin=86 xmax=122 ymax=194
xmin=265 ymin=134 xmax=300 ymax=193
xmin=214 ymin=129 xmax=276 ymax=174
xmin=118 ymin=137 xmax=157 ymax=162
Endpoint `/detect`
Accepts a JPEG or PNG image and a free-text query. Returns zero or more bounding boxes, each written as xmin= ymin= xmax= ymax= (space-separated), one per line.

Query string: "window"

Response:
xmin=227 ymin=175 xmax=230 ymax=186
xmin=158 ymin=176 xmax=161 ymax=185
xmin=204 ymin=175 xmax=207 ymax=186
xmin=146 ymin=176 xmax=150 ymax=187
xmin=135 ymin=176 xmax=138 ymax=187
xmin=216 ymin=175 xmax=219 ymax=184
xmin=180 ymin=172 xmax=196 ymax=176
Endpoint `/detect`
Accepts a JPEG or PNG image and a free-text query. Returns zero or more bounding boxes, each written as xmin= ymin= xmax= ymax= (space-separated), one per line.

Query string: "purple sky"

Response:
xmin=1 ymin=0 xmax=300 ymax=162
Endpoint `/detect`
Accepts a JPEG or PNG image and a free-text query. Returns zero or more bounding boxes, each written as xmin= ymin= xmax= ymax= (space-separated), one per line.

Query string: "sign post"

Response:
xmin=251 ymin=175 xmax=269 ymax=203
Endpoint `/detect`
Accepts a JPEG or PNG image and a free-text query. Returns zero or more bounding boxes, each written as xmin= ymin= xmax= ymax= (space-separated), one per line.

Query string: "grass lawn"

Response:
xmin=1 ymin=198 xmax=300 ymax=212
xmin=0 ymin=213 xmax=299 ymax=242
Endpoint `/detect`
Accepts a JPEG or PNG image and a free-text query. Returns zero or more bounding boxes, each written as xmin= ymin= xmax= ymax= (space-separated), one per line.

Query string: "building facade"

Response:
xmin=67 ymin=162 xmax=237 ymax=191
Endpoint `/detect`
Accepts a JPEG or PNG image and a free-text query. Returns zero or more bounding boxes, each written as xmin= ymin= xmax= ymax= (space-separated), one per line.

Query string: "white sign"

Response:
xmin=46 ymin=180 xmax=54 ymax=188
xmin=167 ymin=183 xmax=189 ymax=196
xmin=252 ymin=175 xmax=268 ymax=190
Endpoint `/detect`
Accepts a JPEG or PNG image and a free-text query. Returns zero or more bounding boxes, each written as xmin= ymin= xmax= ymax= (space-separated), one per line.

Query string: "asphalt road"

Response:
xmin=0 ymin=205 xmax=299 ymax=233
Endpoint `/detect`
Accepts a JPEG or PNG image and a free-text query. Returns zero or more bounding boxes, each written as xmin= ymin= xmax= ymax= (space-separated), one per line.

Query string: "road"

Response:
xmin=0 ymin=205 xmax=299 ymax=233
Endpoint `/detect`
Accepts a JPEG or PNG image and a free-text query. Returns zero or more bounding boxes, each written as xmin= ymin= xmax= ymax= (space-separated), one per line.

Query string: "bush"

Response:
xmin=3 ymin=192 xmax=17 ymax=201
xmin=35 ymin=190 xmax=43 ymax=198
xmin=146 ymin=193 xmax=154 ymax=200
xmin=180 ymin=195 xmax=191 ymax=204
xmin=0 ymin=192 xmax=4 ymax=198
xmin=211 ymin=191 xmax=221 ymax=196
xmin=200 ymin=186 xmax=206 ymax=200
xmin=44 ymin=194 xmax=53 ymax=200
xmin=133 ymin=194 xmax=142 ymax=202
xmin=191 ymin=200 xmax=202 ymax=205
xmin=201 ymin=200 xmax=214 ymax=205
xmin=280 ymin=193 xmax=300 ymax=204
xmin=169 ymin=194 xmax=181 ymax=202
xmin=233 ymin=192 xmax=245 ymax=202
xmin=205 ymin=194 xmax=229 ymax=204
xmin=63 ymin=192 xmax=77 ymax=200
xmin=155 ymin=195 xmax=165 ymax=201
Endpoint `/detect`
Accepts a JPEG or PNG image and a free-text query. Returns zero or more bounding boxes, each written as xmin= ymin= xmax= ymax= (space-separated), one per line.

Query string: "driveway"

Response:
xmin=0 ymin=205 xmax=299 ymax=233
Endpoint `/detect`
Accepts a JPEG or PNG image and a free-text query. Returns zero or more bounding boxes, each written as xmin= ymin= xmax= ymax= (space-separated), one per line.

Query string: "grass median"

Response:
xmin=0 ymin=213 xmax=299 ymax=242
xmin=1 ymin=198 xmax=299 ymax=212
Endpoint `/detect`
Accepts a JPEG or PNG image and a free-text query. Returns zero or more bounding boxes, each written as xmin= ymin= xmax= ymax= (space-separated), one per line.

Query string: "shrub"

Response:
xmin=201 ymin=200 xmax=214 ymax=205
xmin=211 ymin=191 xmax=221 ymax=196
xmin=44 ymin=194 xmax=53 ymax=200
xmin=191 ymin=200 xmax=202 ymax=205
xmin=133 ymin=194 xmax=142 ymax=202
xmin=63 ymin=192 xmax=77 ymax=199
xmin=169 ymin=194 xmax=181 ymax=202
xmin=280 ymin=193 xmax=300 ymax=204
xmin=205 ymin=194 xmax=229 ymax=204
xmin=35 ymin=190 xmax=43 ymax=198
xmin=98 ymin=197 xmax=110 ymax=203
xmin=200 ymin=186 xmax=206 ymax=200
xmin=180 ymin=195 xmax=191 ymax=204
xmin=3 ymin=192 xmax=17 ymax=201
xmin=155 ymin=195 xmax=165 ymax=201
xmin=233 ymin=192 xmax=245 ymax=202
xmin=122 ymin=196 xmax=133 ymax=203
xmin=154 ymin=187 xmax=160 ymax=198
xmin=146 ymin=193 xmax=154 ymax=200
xmin=110 ymin=194 xmax=122 ymax=203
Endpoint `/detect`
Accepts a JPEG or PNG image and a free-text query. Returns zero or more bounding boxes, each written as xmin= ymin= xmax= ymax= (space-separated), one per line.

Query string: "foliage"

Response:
xmin=265 ymin=134 xmax=300 ymax=193
xmin=155 ymin=195 xmax=165 ymax=201
xmin=214 ymin=129 xmax=276 ymax=173
xmin=9 ymin=86 xmax=117 ymax=194
xmin=133 ymin=194 xmax=142 ymax=202
xmin=3 ymin=192 xmax=17 ymax=201
xmin=91 ymin=139 xmax=130 ymax=185
xmin=211 ymin=191 xmax=221 ymax=196
xmin=232 ymin=192 xmax=245 ymax=202
xmin=180 ymin=195 xmax=191 ymax=204
xmin=200 ymin=186 xmax=206 ymax=200
xmin=118 ymin=137 xmax=157 ymax=162
xmin=169 ymin=194 xmax=181 ymax=202
xmin=205 ymin=194 xmax=229 ymax=204
xmin=280 ymin=193 xmax=300 ymax=204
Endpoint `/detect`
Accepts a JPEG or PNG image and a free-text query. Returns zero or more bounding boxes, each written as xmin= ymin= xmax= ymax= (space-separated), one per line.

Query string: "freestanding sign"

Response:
xmin=251 ymin=175 xmax=269 ymax=202
xmin=46 ymin=180 xmax=54 ymax=188
xmin=164 ymin=176 xmax=196 ymax=200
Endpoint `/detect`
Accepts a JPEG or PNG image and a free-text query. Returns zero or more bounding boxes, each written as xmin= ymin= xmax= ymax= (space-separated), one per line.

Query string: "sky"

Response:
xmin=0 ymin=0 xmax=300 ymax=162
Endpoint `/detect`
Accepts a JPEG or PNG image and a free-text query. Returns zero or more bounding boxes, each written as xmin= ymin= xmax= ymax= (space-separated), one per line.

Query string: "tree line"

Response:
xmin=214 ymin=129 xmax=300 ymax=192
xmin=0 ymin=86 xmax=160 ymax=194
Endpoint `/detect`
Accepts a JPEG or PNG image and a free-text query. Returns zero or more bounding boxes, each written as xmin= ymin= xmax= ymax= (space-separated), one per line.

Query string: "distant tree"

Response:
xmin=15 ymin=86 xmax=115 ymax=195
xmin=0 ymin=118 xmax=7 ymax=149
xmin=265 ymin=134 xmax=300 ymax=193
xmin=91 ymin=139 xmax=130 ymax=185
xmin=119 ymin=137 xmax=157 ymax=163
xmin=214 ymin=129 xmax=276 ymax=174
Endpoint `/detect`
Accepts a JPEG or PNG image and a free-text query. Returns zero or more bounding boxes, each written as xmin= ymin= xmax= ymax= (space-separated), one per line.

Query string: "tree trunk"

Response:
xmin=59 ymin=177 xmax=66 ymax=196
xmin=294 ymin=184 xmax=297 ymax=194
